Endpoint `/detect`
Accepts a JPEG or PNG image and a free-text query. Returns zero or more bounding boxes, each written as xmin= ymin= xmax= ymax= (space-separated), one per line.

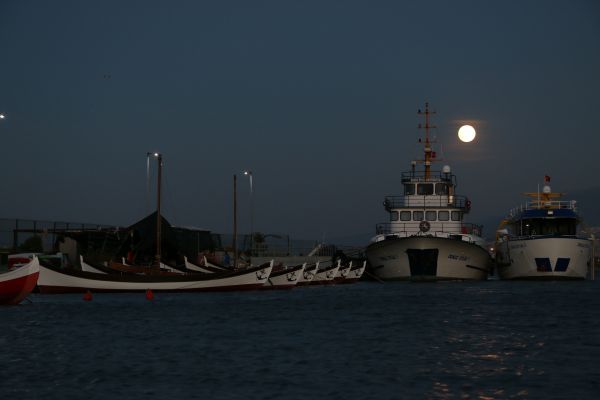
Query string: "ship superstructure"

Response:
xmin=366 ymin=103 xmax=490 ymax=280
xmin=495 ymin=177 xmax=591 ymax=279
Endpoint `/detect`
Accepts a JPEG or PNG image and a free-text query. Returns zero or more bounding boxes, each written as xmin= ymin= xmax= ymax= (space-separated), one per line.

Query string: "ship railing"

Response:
xmin=383 ymin=195 xmax=470 ymax=211
xmin=401 ymin=170 xmax=457 ymax=185
xmin=374 ymin=230 xmax=480 ymax=244
xmin=375 ymin=222 xmax=483 ymax=237
xmin=508 ymin=200 xmax=577 ymax=217
xmin=508 ymin=233 xmax=584 ymax=240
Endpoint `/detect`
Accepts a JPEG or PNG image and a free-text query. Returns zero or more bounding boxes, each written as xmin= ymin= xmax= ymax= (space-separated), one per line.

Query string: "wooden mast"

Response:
xmin=417 ymin=102 xmax=436 ymax=180
xmin=233 ymin=174 xmax=238 ymax=269
xmin=147 ymin=152 xmax=163 ymax=272
xmin=155 ymin=153 xmax=163 ymax=272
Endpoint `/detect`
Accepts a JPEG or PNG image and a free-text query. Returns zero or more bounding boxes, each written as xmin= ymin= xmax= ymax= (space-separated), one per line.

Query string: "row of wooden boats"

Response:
xmin=1 ymin=153 xmax=368 ymax=306
xmin=0 ymin=256 xmax=367 ymax=305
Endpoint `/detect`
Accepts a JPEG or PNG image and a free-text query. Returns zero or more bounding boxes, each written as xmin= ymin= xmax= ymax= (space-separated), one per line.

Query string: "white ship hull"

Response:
xmin=366 ymin=236 xmax=490 ymax=281
xmin=495 ymin=237 xmax=591 ymax=280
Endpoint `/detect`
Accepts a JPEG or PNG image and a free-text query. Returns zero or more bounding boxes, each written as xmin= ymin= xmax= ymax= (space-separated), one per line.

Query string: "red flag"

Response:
xmin=544 ymin=175 xmax=551 ymax=183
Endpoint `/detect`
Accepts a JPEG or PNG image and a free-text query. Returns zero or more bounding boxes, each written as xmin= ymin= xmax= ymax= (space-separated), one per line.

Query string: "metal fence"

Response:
xmin=0 ymin=218 xmax=117 ymax=252
xmin=218 ymin=233 xmax=339 ymax=257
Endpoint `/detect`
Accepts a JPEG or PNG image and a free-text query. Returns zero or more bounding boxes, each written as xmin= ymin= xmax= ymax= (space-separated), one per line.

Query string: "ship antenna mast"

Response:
xmin=417 ymin=102 xmax=436 ymax=180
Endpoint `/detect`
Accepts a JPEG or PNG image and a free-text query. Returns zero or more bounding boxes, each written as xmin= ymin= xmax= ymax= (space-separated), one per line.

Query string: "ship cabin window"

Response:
xmin=451 ymin=211 xmax=462 ymax=221
xmin=519 ymin=218 xmax=577 ymax=236
xmin=404 ymin=184 xmax=415 ymax=195
xmin=413 ymin=211 xmax=424 ymax=221
xmin=390 ymin=211 xmax=399 ymax=221
xmin=426 ymin=211 xmax=437 ymax=221
xmin=435 ymin=183 xmax=449 ymax=195
xmin=417 ymin=183 xmax=434 ymax=195
xmin=438 ymin=211 xmax=450 ymax=221
xmin=400 ymin=211 xmax=411 ymax=221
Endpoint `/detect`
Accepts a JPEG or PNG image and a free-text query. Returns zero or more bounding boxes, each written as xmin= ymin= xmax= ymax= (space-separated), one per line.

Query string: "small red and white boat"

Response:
xmin=0 ymin=257 xmax=40 ymax=305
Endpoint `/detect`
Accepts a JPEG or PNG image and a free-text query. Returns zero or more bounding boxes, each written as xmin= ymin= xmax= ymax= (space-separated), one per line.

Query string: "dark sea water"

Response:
xmin=2 ymin=281 xmax=600 ymax=400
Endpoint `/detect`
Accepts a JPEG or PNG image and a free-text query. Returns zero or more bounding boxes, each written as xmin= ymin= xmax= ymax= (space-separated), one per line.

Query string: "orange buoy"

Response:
xmin=83 ymin=290 xmax=93 ymax=301
xmin=145 ymin=289 xmax=154 ymax=301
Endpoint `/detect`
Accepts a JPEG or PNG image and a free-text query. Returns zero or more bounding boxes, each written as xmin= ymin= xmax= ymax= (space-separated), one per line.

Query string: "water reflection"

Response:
xmin=424 ymin=330 xmax=543 ymax=399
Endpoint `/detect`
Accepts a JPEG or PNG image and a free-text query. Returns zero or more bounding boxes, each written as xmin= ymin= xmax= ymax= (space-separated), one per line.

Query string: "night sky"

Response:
xmin=1 ymin=0 xmax=599 ymax=243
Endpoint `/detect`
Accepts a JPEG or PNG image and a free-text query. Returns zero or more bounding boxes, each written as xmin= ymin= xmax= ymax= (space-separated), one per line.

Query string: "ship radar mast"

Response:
xmin=416 ymin=102 xmax=437 ymax=180
xmin=522 ymin=175 xmax=565 ymax=209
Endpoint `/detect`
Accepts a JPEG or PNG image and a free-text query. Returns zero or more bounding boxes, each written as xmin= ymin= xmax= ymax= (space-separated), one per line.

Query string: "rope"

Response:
xmin=364 ymin=270 xmax=385 ymax=283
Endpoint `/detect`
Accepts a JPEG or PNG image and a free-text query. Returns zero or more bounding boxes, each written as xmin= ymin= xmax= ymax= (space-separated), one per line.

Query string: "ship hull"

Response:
xmin=37 ymin=263 xmax=272 ymax=293
xmin=263 ymin=264 xmax=304 ymax=290
xmin=366 ymin=236 xmax=490 ymax=281
xmin=311 ymin=264 xmax=340 ymax=285
xmin=340 ymin=262 xmax=366 ymax=284
xmin=297 ymin=264 xmax=318 ymax=286
xmin=495 ymin=237 xmax=590 ymax=280
xmin=0 ymin=258 xmax=40 ymax=305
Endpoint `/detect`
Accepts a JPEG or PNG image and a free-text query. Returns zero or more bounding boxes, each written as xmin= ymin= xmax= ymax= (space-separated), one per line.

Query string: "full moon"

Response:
xmin=458 ymin=125 xmax=476 ymax=142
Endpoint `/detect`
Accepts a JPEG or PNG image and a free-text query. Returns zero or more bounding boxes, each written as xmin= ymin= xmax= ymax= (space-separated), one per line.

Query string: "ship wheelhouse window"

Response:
xmin=435 ymin=183 xmax=448 ymax=195
xmin=522 ymin=218 xmax=577 ymax=236
xmin=426 ymin=211 xmax=437 ymax=221
xmin=413 ymin=211 xmax=424 ymax=221
xmin=557 ymin=219 xmax=577 ymax=235
xmin=438 ymin=211 xmax=449 ymax=221
xmin=400 ymin=211 xmax=411 ymax=221
xmin=417 ymin=183 xmax=434 ymax=195
xmin=404 ymin=184 xmax=415 ymax=195
xmin=451 ymin=211 xmax=462 ymax=221
xmin=390 ymin=211 xmax=399 ymax=221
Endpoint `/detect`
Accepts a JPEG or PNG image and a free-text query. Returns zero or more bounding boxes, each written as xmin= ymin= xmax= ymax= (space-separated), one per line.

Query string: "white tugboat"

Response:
xmin=494 ymin=176 xmax=592 ymax=279
xmin=366 ymin=103 xmax=491 ymax=281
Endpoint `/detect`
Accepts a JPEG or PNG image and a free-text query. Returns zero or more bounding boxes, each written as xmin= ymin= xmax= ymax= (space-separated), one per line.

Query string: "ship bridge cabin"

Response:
xmin=505 ymin=192 xmax=579 ymax=238
xmin=376 ymin=169 xmax=481 ymax=237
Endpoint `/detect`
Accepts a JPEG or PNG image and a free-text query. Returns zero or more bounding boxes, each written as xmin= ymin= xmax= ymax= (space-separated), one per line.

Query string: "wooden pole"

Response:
xmin=233 ymin=174 xmax=237 ymax=269
xmin=592 ymin=234 xmax=596 ymax=281
xmin=155 ymin=154 xmax=162 ymax=271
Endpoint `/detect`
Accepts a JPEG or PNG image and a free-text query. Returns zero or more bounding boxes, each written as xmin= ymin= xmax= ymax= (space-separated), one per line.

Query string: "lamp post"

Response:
xmin=243 ymin=170 xmax=253 ymax=257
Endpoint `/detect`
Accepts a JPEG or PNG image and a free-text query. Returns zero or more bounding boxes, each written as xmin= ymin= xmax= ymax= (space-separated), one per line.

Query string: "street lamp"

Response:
xmin=0 ymin=113 xmax=6 ymax=120
xmin=243 ymin=170 xmax=253 ymax=257
xmin=147 ymin=152 xmax=163 ymax=270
